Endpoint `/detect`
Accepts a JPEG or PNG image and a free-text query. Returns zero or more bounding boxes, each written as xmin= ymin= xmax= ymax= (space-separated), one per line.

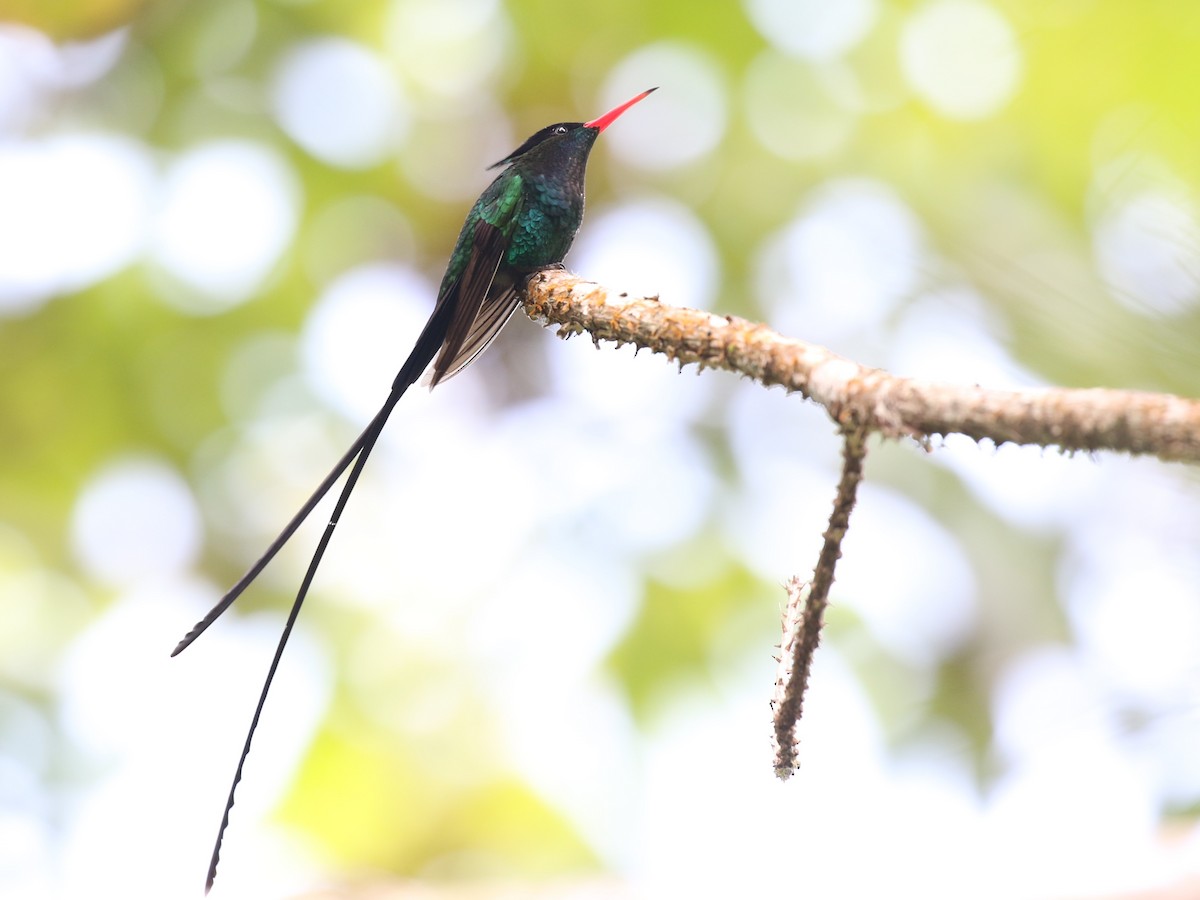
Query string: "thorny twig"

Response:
xmin=518 ymin=269 xmax=1200 ymax=778
xmin=771 ymin=427 xmax=869 ymax=778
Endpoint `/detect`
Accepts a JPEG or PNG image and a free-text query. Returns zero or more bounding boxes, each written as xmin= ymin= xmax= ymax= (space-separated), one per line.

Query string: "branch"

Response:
xmin=520 ymin=268 xmax=1200 ymax=781
xmin=521 ymin=269 xmax=1200 ymax=463
xmin=771 ymin=427 xmax=868 ymax=778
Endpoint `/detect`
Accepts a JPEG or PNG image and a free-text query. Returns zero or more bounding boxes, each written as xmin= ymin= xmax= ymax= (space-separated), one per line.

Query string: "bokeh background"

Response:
xmin=3 ymin=1 xmax=1200 ymax=897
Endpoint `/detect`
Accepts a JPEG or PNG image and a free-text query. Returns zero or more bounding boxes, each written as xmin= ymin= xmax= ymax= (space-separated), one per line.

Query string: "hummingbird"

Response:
xmin=171 ymin=87 xmax=657 ymax=892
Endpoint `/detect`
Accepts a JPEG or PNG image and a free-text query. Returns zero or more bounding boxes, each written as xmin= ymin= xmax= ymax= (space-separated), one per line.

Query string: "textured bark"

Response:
xmin=771 ymin=428 xmax=868 ymax=779
xmin=521 ymin=268 xmax=1200 ymax=781
xmin=521 ymin=269 xmax=1200 ymax=463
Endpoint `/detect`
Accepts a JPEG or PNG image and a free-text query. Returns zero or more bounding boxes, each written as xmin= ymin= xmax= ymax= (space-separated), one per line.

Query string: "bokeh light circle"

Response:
xmin=272 ymin=37 xmax=409 ymax=169
xmin=300 ymin=263 xmax=436 ymax=423
xmin=596 ymin=42 xmax=727 ymax=171
xmin=761 ymin=178 xmax=924 ymax=342
xmin=744 ymin=0 xmax=878 ymax=61
xmin=0 ymin=134 xmax=154 ymax=314
xmin=570 ymin=196 xmax=719 ymax=310
xmin=900 ymin=0 xmax=1022 ymax=119
xmin=150 ymin=140 xmax=300 ymax=311
xmin=744 ymin=50 xmax=860 ymax=161
xmin=384 ymin=0 xmax=509 ymax=97
xmin=1092 ymin=189 xmax=1200 ymax=318
xmin=69 ymin=458 xmax=203 ymax=587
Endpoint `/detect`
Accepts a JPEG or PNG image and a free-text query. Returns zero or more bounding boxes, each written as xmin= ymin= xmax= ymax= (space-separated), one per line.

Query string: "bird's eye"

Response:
xmin=554 ymin=125 xmax=568 ymax=135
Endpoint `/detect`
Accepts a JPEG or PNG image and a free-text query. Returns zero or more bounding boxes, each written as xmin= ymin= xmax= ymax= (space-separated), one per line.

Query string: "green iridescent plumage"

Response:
xmin=421 ymin=119 xmax=608 ymax=384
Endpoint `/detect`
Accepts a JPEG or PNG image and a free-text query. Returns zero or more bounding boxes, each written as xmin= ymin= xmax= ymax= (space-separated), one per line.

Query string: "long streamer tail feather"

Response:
xmin=196 ymin=221 xmax=512 ymax=893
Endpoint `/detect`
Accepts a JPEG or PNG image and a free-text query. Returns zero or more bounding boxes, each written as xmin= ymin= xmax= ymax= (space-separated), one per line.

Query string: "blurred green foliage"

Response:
xmin=3 ymin=0 xmax=1200 ymax=892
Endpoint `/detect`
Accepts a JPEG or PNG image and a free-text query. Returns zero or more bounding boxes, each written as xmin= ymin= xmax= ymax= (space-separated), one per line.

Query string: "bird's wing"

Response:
xmin=428 ymin=282 xmax=522 ymax=386
xmin=427 ymin=177 xmax=525 ymax=387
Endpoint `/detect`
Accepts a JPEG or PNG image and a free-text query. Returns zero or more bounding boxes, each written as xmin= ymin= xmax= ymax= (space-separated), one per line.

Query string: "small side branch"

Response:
xmin=521 ymin=270 xmax=1200 ymax=463
xmin=771 ymin=428 xmax=868 ymax=778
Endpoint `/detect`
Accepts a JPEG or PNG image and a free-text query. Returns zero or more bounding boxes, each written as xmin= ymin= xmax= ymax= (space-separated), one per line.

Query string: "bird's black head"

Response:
xmin=487 ymin=122 xmax=588 ymax=171
xmin=486 ymin=88 xmax=657 ymax=171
